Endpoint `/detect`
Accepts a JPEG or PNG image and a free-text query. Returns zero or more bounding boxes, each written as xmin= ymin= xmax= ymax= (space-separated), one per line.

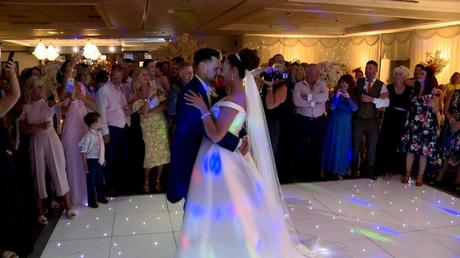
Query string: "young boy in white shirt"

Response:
xmin=79 ymin=112 xmax=108 ymax=208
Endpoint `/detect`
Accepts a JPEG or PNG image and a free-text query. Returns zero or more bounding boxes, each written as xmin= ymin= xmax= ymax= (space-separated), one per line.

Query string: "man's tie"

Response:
xmin=367 ymin=79 xmax=373 ymax=93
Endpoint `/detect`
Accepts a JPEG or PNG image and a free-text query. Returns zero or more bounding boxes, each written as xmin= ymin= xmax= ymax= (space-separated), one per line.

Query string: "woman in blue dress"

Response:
xmin=322 ymin=74 xmax=358 ymax=179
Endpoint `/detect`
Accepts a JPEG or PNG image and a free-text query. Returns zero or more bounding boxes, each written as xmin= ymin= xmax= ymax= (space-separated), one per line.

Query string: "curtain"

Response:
xmin=242 ymin=25 xmax=460 ymax=84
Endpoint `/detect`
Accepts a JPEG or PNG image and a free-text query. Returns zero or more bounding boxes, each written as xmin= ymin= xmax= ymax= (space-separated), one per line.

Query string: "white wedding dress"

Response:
xmin=175 ymin=100 xmax=319 ymax=258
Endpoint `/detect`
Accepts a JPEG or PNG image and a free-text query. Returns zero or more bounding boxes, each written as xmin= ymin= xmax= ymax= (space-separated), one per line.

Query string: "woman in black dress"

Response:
xmin=377 ymin=66 xmax=413 ymax=179
xmin=0 ymin=59 xmax=33 ymax=257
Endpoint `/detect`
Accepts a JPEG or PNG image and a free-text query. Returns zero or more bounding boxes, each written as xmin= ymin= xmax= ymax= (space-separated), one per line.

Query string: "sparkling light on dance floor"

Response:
xmin=42 ymin=178 xmax=460 ymax=257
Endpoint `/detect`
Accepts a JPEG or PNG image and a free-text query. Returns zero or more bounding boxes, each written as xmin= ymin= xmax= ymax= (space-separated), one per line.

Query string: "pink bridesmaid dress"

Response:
xmin=61 ymin=82 xmax=89 ymax=206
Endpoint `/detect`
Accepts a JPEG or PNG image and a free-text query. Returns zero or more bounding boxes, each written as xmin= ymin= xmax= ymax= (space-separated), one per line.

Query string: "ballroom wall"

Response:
xmin=242 ymin=25 xmax=460 ymax=84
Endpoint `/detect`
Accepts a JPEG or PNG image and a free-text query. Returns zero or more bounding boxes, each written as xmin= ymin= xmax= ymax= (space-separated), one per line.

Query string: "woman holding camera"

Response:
xmin=261 ymin=71 xmax=288 ymax=157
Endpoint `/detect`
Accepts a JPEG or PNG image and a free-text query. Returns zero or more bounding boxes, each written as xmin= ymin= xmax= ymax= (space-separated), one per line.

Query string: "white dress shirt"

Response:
xmin=293 ymin=79 xmax=329 ymax=117
xmin=79 ymin=129 xmax=105 ymax=165
xmin=196 ymin=75 xmax=213 ymax=104
xmin=364 ymin=77 xmax=390 ymax=109
xmin=96 ymin=81 xmax=130 ymax=135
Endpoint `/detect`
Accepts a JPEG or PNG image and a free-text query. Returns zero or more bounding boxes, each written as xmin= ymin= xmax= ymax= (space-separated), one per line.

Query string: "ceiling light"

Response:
xmin=72 ymin=47 xmax=79 ymax=53
xmin=46 ymin=44 xmax=59 ymax=61
xmin=32 ymin=41 xmax=47 ymax=60
xmin=109 ymin=46 xmax=115 ymax=53
xmin=83 ymin=41 xmax=101 ymax=60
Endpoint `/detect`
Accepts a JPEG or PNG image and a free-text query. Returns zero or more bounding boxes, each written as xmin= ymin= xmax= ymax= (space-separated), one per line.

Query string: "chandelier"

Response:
xmin=83 ymin=41 xmax=102 ymax=60
xmin=32 ymin=41 xmax=60 ymax=61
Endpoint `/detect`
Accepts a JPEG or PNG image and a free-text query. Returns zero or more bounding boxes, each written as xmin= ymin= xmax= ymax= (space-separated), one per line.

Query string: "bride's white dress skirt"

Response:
xmin=176 ymin=137 xmax=312 ymax=258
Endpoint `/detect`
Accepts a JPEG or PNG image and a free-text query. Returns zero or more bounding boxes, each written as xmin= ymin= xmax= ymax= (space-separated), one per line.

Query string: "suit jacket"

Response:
xmin=166 ymin=76 xmax=244 ymax=203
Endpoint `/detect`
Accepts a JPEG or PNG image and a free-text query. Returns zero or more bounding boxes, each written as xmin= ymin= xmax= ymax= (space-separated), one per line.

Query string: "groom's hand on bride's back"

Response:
xmin=239 ymin=136 xmax=249 ymax=156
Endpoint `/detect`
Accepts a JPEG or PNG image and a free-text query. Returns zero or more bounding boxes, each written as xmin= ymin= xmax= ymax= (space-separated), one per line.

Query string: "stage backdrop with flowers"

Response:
xmin=242 ymin=25 xmax=460 ymax=84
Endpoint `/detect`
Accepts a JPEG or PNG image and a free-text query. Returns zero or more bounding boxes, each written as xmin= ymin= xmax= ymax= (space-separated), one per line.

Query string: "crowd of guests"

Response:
xmin=0 ymin=48 xmax=459 ymax=257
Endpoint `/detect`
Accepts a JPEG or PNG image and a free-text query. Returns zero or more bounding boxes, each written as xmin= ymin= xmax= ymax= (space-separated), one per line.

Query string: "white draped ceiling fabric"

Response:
xmin=242 ymin=25 xmax=460 ymax=83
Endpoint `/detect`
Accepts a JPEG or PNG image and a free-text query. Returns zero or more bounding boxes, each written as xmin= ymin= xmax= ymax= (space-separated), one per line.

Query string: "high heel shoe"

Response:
xmin=155 ymin=178 xmax=162 ymax=192
xmin=401 ymin=174 xmax=410 ymax=184
xmin=143 ymin=181 xmax=151 ymax=193
xmin=38 ymin=215 xmax=48 ymax=225
xmin=66 ymin=208 xmax=76 ymax=219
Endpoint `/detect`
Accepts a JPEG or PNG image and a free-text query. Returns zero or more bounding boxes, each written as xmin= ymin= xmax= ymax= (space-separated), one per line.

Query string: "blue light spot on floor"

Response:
xmin=374 ymin=224 xmax=400 ymax=235
xmin=347 ymin=196 xmax=373 ymax=208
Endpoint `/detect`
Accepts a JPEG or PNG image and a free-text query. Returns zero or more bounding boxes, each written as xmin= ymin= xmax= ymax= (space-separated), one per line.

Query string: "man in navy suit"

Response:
xmin=167 ymin=48 xmax=248 ymax=203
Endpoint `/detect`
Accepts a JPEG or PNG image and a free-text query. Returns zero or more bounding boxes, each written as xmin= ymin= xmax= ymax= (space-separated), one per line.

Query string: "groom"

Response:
xmin=167 ymin=48 xmax=249 ymax=203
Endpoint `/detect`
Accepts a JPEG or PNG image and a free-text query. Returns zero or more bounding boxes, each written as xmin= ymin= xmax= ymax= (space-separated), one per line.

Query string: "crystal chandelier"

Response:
xmin=83 ymin=42 xmax=101 ymax=60
xmin=32 ymin=41 xmax=60 ymax=61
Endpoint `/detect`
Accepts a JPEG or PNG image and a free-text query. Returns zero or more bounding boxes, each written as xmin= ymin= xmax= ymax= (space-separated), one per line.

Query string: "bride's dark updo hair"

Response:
xmin=226 ymin=54 xmax=246 ymax=79
xmin=226 ymin=48 xmax=259 ymax=79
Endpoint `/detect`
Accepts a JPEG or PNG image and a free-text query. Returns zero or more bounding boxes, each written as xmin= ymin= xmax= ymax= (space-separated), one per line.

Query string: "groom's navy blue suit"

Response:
xmin=167 ymin=76 xmax=244 ymax=203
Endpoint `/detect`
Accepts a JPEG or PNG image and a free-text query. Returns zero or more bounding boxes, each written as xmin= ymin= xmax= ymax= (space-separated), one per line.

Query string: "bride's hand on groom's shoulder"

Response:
xmin=185 ymin=90 xmax=208 ymax=114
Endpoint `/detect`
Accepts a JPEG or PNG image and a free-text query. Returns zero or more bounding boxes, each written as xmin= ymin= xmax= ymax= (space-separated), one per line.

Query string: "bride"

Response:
xmin=176 ymin=52 xmax=320 ymax=258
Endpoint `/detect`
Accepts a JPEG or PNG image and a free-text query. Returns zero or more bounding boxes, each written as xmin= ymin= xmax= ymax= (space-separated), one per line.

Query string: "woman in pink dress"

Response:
xmin=20 ymin=77 xmax=76 ymax=225
xmin=60 ymin=60 xmax=96 ymax=206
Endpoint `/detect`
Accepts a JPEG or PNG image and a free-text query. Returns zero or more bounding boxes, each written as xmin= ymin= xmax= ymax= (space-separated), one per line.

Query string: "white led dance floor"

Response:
xmin=42 ymin=178 xmax=460 ymax=258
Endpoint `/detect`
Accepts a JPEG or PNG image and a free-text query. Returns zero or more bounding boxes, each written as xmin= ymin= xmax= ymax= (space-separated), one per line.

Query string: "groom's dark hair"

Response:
xmin=194 ymin=48 xmax=222 ymax=68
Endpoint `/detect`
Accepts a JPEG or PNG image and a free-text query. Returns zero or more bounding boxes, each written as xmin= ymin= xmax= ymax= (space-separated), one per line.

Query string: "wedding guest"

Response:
xmin=293 ymin=63 xmax=329 ymax=180
xmin=352 ymin=60 xmax=389 ymax=180
xmin=122 ymin=58 xmax=135 ymax=84
xmin=169 ymin=57 xmax=184 ymax=84
xmin=132 ymin=68 xmax=170 ymax=192
xmin=352 ymin=67 xmax=364 ymax=81
xmin=60 ymin=57 xmax=96 ymax=206
xmin=0 ymin=59 xmax=34 ymax=257
xmin=376 ymin=66 xmax=413 ymax=179
xmin=19 ymin=77 xmax=76 ymax=225
xmin=322 ymin=74 xmax=358 ymax=179
xmin=412 ymin=64 xmax=424 ymax=80
xmin=161 ymin=61 xmax=171 ymax=77
xmin=261 ymin=67 xmax=288 ymax=156
xmin=400 ymin=67 xmax=443 ymax=186
xmin=79 ymin=112 xmax=108 ymax=208
xmin=168 ymin=62 xmax=194 ymax=133
xmin=446 ymin=72 xmax=460 ymax=93
xmin=443 ymin=88 xmax=460 ymax=190
xmin=272 ymin=54 xmax=285 ymax=65
xmin=155 ymin=62 xmax=170 ymax=93
xmin=96 ymin=64 xmax=130 ymax=195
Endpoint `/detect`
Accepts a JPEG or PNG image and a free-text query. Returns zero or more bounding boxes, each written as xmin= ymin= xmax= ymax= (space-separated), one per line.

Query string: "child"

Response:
xmin=79 ymin=112 xmax=108 ymax=208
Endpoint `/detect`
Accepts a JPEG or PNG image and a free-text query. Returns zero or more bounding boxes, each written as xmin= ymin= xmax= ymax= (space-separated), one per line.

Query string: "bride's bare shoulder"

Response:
xmin=224 ymin=93 xmax=247 ymax=110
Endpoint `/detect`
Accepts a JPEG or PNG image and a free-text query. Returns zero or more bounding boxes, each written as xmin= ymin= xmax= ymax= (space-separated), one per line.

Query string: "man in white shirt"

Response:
xmin=352 ymin=60 xmax=389 ymax=180
xmin=96 ymin=64 xmax=130 ymax=195
xmin=292 ymin=64 xmax=329 ymax=180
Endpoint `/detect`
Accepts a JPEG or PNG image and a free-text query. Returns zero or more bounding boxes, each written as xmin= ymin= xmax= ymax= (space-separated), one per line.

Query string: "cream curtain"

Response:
xmin=242 ymin=25 xmax=460 ymax=83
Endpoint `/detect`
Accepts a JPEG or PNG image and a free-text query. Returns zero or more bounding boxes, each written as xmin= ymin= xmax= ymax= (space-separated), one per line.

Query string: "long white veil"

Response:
xmin=243 ymin=70 xmax=321 ymax=257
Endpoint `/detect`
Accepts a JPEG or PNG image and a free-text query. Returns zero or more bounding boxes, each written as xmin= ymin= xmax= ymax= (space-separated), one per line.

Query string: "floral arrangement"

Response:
xmin=88 ymin=55 xmax=114 ymax=74
xmin=318 ymin=61 xmax=348 ymax=88
xmin=421 ymin=50 xmax=449 ymax=75
xmin=151 ymin=33 xmax=204 ymax=62
xmin=41 ymin=61 xmax=61 ymax=94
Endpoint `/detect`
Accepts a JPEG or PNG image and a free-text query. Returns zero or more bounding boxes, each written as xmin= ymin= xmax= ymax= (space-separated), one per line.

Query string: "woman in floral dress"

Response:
xmin=132 ymin=68 xmax=170 ymax=192
xmin=400 ymin=67 xmax=443 ymax=186
xmin=443 ymin=89 xmax=460 ymax=189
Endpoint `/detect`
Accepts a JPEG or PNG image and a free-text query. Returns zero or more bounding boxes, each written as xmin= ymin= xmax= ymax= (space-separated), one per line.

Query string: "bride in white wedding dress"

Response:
xmin=175 ymin=52 xmax=322 ymax=258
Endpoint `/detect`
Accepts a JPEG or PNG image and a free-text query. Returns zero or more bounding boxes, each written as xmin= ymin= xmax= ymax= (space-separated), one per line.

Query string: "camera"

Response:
xmin=260 ymin=64 xmax=288 ymax=81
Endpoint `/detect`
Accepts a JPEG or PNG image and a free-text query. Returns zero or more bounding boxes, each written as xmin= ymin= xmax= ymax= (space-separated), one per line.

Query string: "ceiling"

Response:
xmin=1 ymin=0 xmax=460 ymax=48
